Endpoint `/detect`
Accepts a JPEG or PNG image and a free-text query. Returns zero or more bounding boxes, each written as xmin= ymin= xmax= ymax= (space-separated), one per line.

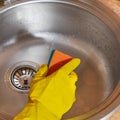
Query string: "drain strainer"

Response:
xmin=5 ymin=61 xmax=39 ymax=93
xmin=11 ymin=67 xmax=36 ymax=90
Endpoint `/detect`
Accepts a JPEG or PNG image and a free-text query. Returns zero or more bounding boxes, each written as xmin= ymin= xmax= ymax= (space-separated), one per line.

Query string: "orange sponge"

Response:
xmin=47 ymin=50 xmax=73 ymax=75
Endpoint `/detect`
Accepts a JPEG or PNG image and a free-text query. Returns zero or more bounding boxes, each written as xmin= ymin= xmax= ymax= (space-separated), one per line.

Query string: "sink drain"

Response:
xmin=5 ymin=61 xmax=39 ymax=93
xmin=11 ymin=66 xmax=36 ymax=90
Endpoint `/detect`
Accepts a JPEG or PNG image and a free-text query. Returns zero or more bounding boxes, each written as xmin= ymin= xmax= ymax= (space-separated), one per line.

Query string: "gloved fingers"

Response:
xmin=68 ymin=71 xmax=78 ymax=85
xmin=30 ymin=64 xmax=48 ymax=86
xmin=59 ymin=58 xmax=80 ymax=75
xmin=34 ymin=64 xmax=48 ymax=79
xmin=29 ymin=77 xmax=49 ymax=102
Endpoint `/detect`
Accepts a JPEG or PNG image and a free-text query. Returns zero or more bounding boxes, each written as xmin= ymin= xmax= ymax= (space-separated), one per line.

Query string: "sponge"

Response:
xmin=47 ymin=50 xmax=73 ymax=75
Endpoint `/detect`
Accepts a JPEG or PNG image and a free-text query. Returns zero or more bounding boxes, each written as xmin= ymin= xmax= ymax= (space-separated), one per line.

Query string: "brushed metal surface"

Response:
xmin=0 ymin=0 xmax=120 ymax=120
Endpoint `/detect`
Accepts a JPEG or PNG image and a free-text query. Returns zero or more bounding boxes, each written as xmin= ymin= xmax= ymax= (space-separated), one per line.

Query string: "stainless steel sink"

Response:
xmin=0 ymin=0 xmax=120 ymax=120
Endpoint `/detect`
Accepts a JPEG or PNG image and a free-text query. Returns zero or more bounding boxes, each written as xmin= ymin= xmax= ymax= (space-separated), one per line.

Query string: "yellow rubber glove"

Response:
xmin=13 ymin=58 xmax=80 ymax=120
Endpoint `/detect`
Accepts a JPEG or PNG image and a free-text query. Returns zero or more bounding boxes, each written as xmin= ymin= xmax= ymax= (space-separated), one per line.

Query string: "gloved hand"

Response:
xmin=13 ymin=58 xmax=80 ymax=120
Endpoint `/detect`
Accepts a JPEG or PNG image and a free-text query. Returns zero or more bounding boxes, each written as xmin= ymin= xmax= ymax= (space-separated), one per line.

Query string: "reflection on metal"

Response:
xmin=4 ymin=0 xmax=11 ymax=5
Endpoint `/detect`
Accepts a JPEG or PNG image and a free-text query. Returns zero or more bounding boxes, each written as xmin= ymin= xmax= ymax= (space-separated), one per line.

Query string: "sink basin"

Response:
xmin=0 ymin=0 xmax=120 ymax=120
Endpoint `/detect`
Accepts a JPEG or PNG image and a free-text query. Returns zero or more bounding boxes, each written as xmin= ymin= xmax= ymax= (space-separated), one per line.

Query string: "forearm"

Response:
xmin=13 ymin=102 xmax=60 ymax=120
